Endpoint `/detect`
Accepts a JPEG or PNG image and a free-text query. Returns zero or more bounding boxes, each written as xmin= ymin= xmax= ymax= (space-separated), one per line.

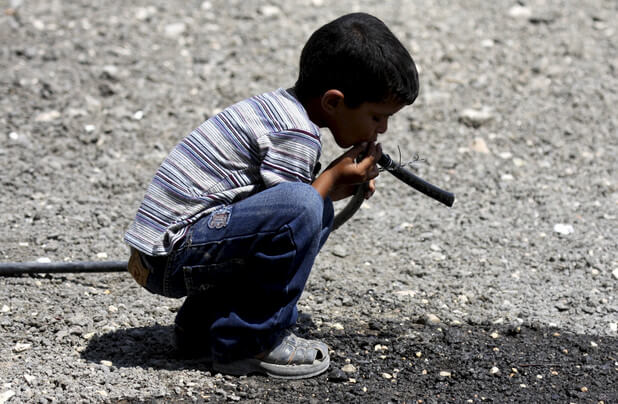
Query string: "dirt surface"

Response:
xmin=1 ymin=0 xmax=617 ymax=402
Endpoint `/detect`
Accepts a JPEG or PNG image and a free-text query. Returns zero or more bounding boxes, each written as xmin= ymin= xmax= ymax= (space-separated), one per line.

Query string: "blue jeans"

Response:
xmin=141 ymin=182 xmax=334 ymax=361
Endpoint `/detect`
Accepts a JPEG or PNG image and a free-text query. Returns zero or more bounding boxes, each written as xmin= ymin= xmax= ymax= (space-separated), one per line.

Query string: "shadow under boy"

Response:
xmin=125 ymin=12 xmax=418 ymax=379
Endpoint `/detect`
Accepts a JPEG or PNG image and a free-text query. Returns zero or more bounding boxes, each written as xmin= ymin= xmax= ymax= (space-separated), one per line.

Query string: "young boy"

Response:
xmin=125 ymin=12 xmax=418 ymax=379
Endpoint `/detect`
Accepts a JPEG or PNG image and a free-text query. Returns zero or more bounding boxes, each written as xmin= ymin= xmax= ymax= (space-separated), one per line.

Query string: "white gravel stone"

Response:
xmin=164 ymin=23 xmax=186 ymax=38
xmin=553 ymin=224 xmax=574 ymax=235
xmin=490 ymin=366 xmax=500 ymax=375
xmin=259 ymin=5 xmax=281 ymax=17
xmin=34 ymin=110 xmax=61 ymax=122
xmin=342 ymin=364 xmax=356 ymax=373
xmin=470 ymin=137 xmax=490 ymax=154
xmin=459 ymin=107 xmax=495 ymax=127
xmin=0 ymin=390 xmax=15 ymax=404
xmin=439 ymin=371 xmax=451 ymax=377
xmin=13 ymin=343 xmax=32 ymax=352
xmin=508 ymin=5 xmax=532 ymax=18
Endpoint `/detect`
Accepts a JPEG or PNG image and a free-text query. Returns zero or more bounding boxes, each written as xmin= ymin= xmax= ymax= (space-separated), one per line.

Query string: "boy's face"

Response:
xmin=324 ymin=92 xmax=404 ymax=148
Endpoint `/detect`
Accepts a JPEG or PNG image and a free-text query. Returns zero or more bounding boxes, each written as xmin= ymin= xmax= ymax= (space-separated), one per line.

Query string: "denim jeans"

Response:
xmin=141 ymin=182 xmax=334 ymax=361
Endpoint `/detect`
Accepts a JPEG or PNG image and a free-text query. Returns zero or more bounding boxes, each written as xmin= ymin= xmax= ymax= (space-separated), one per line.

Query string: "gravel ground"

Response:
xmin=1 ymin=0 xmax=617 ymax=402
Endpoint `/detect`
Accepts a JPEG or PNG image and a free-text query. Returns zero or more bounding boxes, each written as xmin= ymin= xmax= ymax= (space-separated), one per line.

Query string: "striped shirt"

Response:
xmin=124 ymin=88 xmax=322 ymax=255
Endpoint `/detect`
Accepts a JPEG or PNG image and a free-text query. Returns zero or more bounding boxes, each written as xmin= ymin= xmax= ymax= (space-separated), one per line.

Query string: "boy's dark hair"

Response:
xmin=295 ymin=13 xmax=419 ymax=108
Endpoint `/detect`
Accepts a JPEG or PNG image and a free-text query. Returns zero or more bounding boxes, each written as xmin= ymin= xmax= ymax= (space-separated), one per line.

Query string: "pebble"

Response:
xmin=422 ymin=313 xmax=441 ymax=325
xmin=259 ymin=5 xmax=281 ymax=17
xmin=23 ymin=374 xmax=36 ymax=385
xmin=342 ymin=364 xmax=356 ymax=373
xmin=0 ymin=390 xmax=15 ymax=404
xmin=381 ymin=372 xmax=393 ymax=379
xmin=490 ymin=367 xmax=500 ymax=375
xmin=610 ymin=322 xmax=617 ymax=332
xmin=133 ymin=110 xmax=144 ymax=120
xmin=439 ymin=371 xmax=451 ymax=377
xmin=96 ymin=252 xmax=108 ymax=259
xmin=553 ymin=224 xmax=574 ymax=235
xmin=164 ymin=23 xmax=186 ymax=38
xmin=9 ymin=132 xmax=19 ymax=140
xmin=471 ymin=137 xmax=490 ymax=154
xmin=612 ymin=269 xmax=618 ymax=280
xmin=330 ymin=322 xmax=344 ymax=330
xmin=508 ymin=5 xmax=532 ymax=19
xmin=13 ymin=343 xmax=32 ymax=352
xmin=459 ymin=107 xmax=494 ymax=127
xmin=100 ymin=360 xmax=113 ymax=367
xmin=36 ymin=257 xmax=51 ymax=264
xmin=1 ymin=305 xmax=9 ymax=313
xmin=490 ymin=331 xmax=500 ymax=339
xmin=331 ymin=245 xmax=348 ymax=257
xmin=327 ymin=368 xmax=347 ymax=383
xmin=34 ymin=110 xmax=61 ymax=122
xmin=135 ymin=6 xmax=157 ymax=21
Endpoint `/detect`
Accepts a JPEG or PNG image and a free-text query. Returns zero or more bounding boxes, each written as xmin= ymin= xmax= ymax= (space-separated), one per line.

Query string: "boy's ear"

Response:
xmin=320 ymin=89 xmax=345 ymax=114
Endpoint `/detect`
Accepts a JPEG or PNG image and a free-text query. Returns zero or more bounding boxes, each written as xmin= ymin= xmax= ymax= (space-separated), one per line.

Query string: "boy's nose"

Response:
xmin=377 ymin=119 xmax=388 ymax=134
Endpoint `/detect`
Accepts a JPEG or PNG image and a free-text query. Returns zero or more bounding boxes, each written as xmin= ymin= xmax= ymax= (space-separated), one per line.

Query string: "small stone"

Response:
xmin=164 ymin=22 xmax=186 ymax=38
xmin=135 ymin=6 xmax=157 ymax=21
xmin=490 ymin=367 xmax=500 ymax=375
xmin=422 ymin=313 xmax=441 ymax=325
xmin=9 ymin=132 xmax=19 ymax=140
xmin=133 ymin=110 xmax=144 ymax=120
xmin=1 ymin=305 xmax=9 ymax=313
xmin=590 ymin=341 xmax=598 ymax=348
xmin=331 ymin=245 xmax=348 ymax=258
xmin=609 ymin=322 xmax=617 ymax=332
xmin=415 ymin=352 xmax=422 ymax=358
xmin=374 ymin=344 xmax=388 ymax=352
xmin=459 ymin=107 xmax=494 ymax=128
xmin=553 ymin=224 xmax=574 ymax=235
xmin=96 ymin=252 xmax=108 ymax=259
xmin=421 ymin=369 xmax=427 ymax=375
xmin=330 ymin=322 xmax=344 ymax=331
xmin=382 ymin=372 xmax=393 ymax=379
xmin=470 ymin=137 xmax=491 ymax=154
xmin=311 ymin=0 xmax=324 ymax=6
xmin=36 ymin=257 xmax=51 ymax=264
xmin=34 ymin=110 xmax=61 ymax=122
xmin=612 ymin=269 xmax=618 ymax=280
xmin=13 ymin=343 xmax=32 ymax=352
xmin=108 ymin=305 xmax=118 ymax=313
xmin=490 ymin=331 xmax=500 ymax=339
xmin=508 ymin=5 xmax=532 ymax=18
xmin=23 ymin=374 xmax=36 ymax=385
xmin=580 ymin=386 xmax=588 ymax=393
xmin=259 ymin=5 xmax=280 ymax=17
xmin=100 ymin=360 xmax=113 ymax=367
xmin=439 ymin=371 xmax=451 ymax=377
xmin=84 ymin=124 xmax=96 ymax=133
xmin=342 ymin=364 xmax=356 ymax=373
xmin=0 ymin=390 xmax=15 ymax=404
xmin=328 ymin=368 xmax=347 ymax=382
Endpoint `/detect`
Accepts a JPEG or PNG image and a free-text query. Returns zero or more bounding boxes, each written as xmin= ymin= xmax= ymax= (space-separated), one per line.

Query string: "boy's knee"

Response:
xmin=276 ymin=182 xmax=324 ymax=228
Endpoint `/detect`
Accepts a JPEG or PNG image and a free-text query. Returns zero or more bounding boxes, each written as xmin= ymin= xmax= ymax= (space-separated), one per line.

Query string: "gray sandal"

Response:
xmin=213 ymin=330 xmax=330 ymax=379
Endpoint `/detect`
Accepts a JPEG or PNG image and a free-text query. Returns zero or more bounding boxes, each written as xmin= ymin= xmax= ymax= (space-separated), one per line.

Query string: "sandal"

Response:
xmin=212 ymin=330 xmax=330 ymax=379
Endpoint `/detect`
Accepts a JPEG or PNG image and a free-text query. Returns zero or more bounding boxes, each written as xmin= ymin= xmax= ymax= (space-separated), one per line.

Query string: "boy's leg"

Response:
xmin=169 ymin=182 xmax=334 ymax=362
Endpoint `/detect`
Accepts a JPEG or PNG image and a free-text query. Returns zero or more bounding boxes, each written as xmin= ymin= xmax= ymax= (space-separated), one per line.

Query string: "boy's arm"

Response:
xmin=312 ymin=142 xmax=381 ymax=200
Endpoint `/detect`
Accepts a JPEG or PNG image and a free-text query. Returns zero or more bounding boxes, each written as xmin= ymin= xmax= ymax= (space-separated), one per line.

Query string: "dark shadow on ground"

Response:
xmin=82 ymin=317 xmax=617 ymax=403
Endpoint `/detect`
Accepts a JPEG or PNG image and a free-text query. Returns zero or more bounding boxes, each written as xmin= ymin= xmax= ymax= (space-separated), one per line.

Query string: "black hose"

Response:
xmin=0 ymin=261 xmax=127 ymax=276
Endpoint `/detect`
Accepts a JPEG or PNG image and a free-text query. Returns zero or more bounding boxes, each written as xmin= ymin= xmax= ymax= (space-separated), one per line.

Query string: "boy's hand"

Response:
xmin=312 ymin=142 xmax=382 ymax=201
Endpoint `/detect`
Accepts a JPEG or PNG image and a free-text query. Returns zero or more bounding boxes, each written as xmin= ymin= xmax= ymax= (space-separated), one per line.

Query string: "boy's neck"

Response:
xmin=287 ymin=87 xmax=327 ymax=128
